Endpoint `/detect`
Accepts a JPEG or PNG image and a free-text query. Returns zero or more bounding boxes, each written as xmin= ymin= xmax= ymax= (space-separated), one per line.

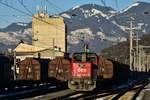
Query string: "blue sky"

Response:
xmin=0 ymin=0 xmax=150 ymax=28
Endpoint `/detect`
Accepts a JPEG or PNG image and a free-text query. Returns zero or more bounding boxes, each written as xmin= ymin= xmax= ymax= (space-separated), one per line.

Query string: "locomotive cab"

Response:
xmin=68 ymin=52 xmax=98 ymax=91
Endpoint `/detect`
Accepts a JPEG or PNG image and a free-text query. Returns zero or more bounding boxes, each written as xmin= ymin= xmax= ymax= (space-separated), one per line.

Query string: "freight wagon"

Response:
xmin=48 ymin=57 xmax=71 ymax=81
xmin=110 ymin=60 xmax=130 ymax=81
xmin=0 ymin=56 xmax=59 ymax=88
xmin=0 ymin=55 xmax=13 ymax=88
xmin=16 ymin=58 xmax=50 ymax=81
xmin=0 ymin=56 xmax=12 ymax=81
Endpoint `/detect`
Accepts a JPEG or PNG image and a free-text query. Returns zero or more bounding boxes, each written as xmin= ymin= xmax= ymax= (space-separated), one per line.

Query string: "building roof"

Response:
xmin=14 ymin=43 xmax=47 ymax=53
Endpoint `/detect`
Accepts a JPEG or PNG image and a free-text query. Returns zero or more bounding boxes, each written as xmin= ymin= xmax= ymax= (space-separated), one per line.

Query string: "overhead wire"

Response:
xmin=0 ymin=14 xmax=31 ymax=22
xmin=46 ymin=0 xmax=64 ymax=13
xmin=111 ymin=0 xmax=142 ymax=36
xmin=0 ymin=1 xmax=31 ymax=16
xmin=100 ymin=0 xmax=106 ymax=6
xmin=114 ymin=0 xmax=119 ymax=11
xmin=0 ymin=14 xmax=24 ymax=17
xmin=0 ymin=16 xmax=10 ymax=23
xmin=114 ymin=1 xmax=149 ymax=37
xmin=0 ymin=0 xmax=31 ymax=21
xmin=0 ymin=0 xmax=66 ymax=31
xmin=0 ymin=0 xmax=79 ymax=38
xmin=17 ymin=0 xmax=33 ymax=15
xmin=112 ymin=0 xmax=122 ymax=37
xmin=0 ymin=0 xmax=88 ymax=30
xmin=45 ymin=0 xmax=85 ymax=30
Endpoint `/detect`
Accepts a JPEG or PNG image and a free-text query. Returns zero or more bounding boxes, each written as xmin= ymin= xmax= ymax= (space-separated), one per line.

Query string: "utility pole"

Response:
xmin=129 ymin=20 xmax=133 ymax=71
xmin=139 ymin=45 xmax=150 ymax=72
xmin=135 ymin=32 xmax=140 ymax=69
xmin=13 ymin=51 xmax=16 ymax=80
xmin=126 ymin=18 xmax=139 ymax=71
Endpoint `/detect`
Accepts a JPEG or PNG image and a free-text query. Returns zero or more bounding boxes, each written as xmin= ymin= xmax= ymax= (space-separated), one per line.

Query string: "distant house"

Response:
xmin=14 ymin=43 xmax=47 ymax=61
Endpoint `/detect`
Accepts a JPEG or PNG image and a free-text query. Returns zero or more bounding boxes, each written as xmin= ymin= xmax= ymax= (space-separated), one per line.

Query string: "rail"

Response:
xmin=60 ymin=78 xmax=150 ymax=100
xmin=23 ymin=89 xmax=77 ymax=100
xmin=105 ymin=78 xmax=150 ymax=100
xmin=0 ymin=82 xmax=67 ymax=99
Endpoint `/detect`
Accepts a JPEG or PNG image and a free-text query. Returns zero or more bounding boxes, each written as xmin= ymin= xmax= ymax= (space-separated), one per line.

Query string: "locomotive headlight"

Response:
xmin=78 ymin=64 xmax=85 ymax=68
xmin=102 ymin=68 xmax=105 ymax=72
xmin=87 ymin=81 xmax=93 ymax=85
xmin=71 ymin=81 xmax=77 ymax=85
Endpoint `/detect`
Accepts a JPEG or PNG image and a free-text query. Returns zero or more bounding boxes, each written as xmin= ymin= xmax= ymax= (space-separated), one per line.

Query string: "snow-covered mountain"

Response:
xmin=61 ymin=4 xmax=128 ymax=52
xmin=0 ymin=22 xmax=32 ymax=51
xmin=0 ymin=2 xmax=149 ymax=53
xmin=110 ymin=1 xmax=150 ymax=36
xmin=1 ymin=22 xmax=31 ymax=32
xmin=61 ymin=2 xmax=150 ymax=52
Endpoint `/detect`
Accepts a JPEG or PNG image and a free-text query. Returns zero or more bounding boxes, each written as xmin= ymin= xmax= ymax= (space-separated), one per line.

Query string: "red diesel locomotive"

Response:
xmin=67 ymin=50 xmax=130 ymax=91
xmin=68 ymin=52 xmax=98 ymax=91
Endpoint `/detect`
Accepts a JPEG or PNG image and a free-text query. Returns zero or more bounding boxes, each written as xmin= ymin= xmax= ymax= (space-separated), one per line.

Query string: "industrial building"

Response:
xmin=32 ymin=13 xmax=66 ymax=59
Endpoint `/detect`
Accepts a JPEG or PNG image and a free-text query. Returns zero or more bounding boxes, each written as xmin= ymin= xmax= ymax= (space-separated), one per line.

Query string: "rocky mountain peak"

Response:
xmin=0 ymin=2 xmax=149 ymax=53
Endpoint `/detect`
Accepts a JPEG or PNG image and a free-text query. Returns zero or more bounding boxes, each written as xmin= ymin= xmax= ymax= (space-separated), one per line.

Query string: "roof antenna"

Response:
xmin=100 ymin=0 xmax=106 ymax=6
xmin=36 ymin=0 xmax=48 ymax=14
xmin=115 ymin=0 xmax=119 ymax=11
xmin=36 ymin=5 xmax=40 ymax=14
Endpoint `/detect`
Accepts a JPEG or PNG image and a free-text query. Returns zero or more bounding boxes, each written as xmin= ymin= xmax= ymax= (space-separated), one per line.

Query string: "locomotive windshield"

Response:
xmin=87 ymin=56 xmax=96 ymax=62
xmin=73 ymin=53 xmax=97 ymax=62
xmin=73 ymin=53 xmax=82 ymax=61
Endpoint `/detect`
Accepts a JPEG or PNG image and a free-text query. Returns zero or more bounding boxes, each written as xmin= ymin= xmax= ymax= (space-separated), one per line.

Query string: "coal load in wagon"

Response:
xmin=0 ymin=56 xmax=11 ymax=81
xmin=110 ymin=60 xmax=130 ymax=81
xmin=16 ymin=58 xmax=50 ymax=81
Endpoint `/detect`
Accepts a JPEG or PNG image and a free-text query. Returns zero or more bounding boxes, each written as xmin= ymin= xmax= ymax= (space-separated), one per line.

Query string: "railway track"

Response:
xmin=1 ymin=78 xmax=149 ymax=100
xmin=58 ymin=78 xmax=149 ymax=100
xmin=0 ymin=82 xmax=67 ymax=100
xmin=23 ymin=89 xmax=77 ymax=100
xmin=111 ymin=81 xmax=149 ymax=100
xmin=60 ymin=84 xmax=128 ymax=100
xmin=104 ymin=78 xmax=150 ymax=100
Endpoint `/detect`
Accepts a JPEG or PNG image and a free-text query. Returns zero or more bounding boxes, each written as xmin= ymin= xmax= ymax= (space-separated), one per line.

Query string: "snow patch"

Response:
xmin=138 ymin=23 xmax=144 ymax=27
xmin=85 ymin=10 xmax=89 ymax=13
xmin=107 ymin=11 xmax=117 ymax=19
xmin=83 ymin=8 xmax=107 ymax=18
xmin=97 ymin=32 xmax=106 ymax=40
xmin=145 ymin=24 xmax=148 ymax=27
xmin=0 ymin=28 xmax=31 ymax=46
xmin=97 ymin=31 xmax=126 ymax=42
xmin=105 ymin=37 xmax=127 ymax=42
xmin=0 ymin=32 xmax=19 ymax=45
xmin=67 ymin=35 xmax=79 ymax=44
xmin=23 ymin=28 xmax=32 ymax=35
xmin=142 ymin=29 xmax=146 ymax=33
xmin=123 ymin=2 xmax=140 ymax=12
xmin=109 ymin=10 xmax=116 ymax=14
xmin=61 ymin=13 xmax=71 ymax=19
xmin=112 ymin=21 xmax=126 ymax=31
xmin=91 ymin=8 xmax=107 ymax=17
xmin=16 ymin=22 xmax=28 ymax=27
xmin=72 ymin=5 xmax=80 ymax=10
xmin=68 ymin=28 xmax=94 ymax=44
